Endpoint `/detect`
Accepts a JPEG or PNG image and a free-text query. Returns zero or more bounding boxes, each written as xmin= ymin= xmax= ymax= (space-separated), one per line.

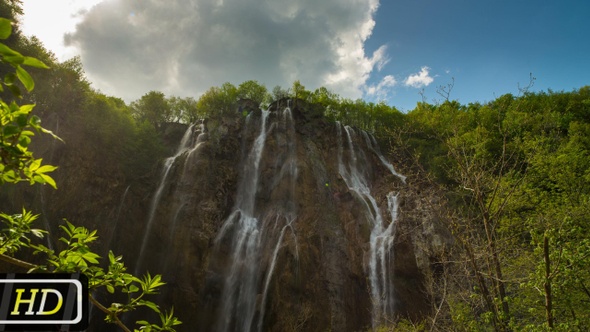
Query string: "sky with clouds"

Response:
xmin=19 ymin=0 xmax=590 ymax=111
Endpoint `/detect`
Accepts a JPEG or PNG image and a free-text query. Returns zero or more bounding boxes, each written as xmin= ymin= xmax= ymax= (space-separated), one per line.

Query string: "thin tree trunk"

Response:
xmin=544 ymin=236 xmax=554 ymax=329
xmin=463 ymin=240 xmax=500 ymax=329
xmin=481 ymin=209 xmax=510 ymax=328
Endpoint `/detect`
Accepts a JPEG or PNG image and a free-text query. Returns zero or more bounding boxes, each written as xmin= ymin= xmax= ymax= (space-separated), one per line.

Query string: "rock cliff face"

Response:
xmin=0 ymin=99 xmax=449 ymax=331
xmin=121 ymin=99 xmax=442 ymax=331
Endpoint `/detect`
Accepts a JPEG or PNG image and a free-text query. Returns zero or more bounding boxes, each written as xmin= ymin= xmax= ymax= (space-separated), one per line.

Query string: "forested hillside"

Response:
xmin=393 ymin=88 xmax=590 ymax=331
xmin=1 ymin=2 xmax=590 ymax=330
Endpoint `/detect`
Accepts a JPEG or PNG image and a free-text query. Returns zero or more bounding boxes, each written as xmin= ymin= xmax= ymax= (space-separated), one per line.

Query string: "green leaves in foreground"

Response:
xmin=0 ymin=17 xmax=179 ymax=331
xmin=0 ymin=18 xmax=49 ymax=96
xmin=0 ymin=99 xmax=60 ymax=188
xmin=29 ymin=221 xmax=181 ymax=331
xmin=136 ymin=308 xmax=182 ymax=332
xmin=0 ymin=209 xmax=46 ymax=255
xmin=0 ymin=18 xmax=11 ymax=39
xmin=0 ymin=17 xmax=57 ymax=188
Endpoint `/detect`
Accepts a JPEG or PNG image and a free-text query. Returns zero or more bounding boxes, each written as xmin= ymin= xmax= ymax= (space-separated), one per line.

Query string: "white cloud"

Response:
xmin=365 ymin=75 xmax=396 ymax=100
xmin=20 ymin=0 xmax=104 ymax=61
xmin=372 ymin=45 xmax=390 ymax=72
xmin=404 ymin=66 xmax=434 ymax=88
xmin=56 ymin=0 xmax=386 ymax=102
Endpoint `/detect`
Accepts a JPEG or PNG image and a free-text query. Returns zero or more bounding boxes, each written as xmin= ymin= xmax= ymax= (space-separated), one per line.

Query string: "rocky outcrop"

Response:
xmin=127 ymin=99 xmax=443 ymax=331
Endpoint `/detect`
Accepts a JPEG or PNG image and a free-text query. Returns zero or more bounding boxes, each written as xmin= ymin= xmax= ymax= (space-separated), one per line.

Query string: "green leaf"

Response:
xmin=3 ymin=54 xmax=24 ymax=64
xmin=19 ymin=135 xmax=31 ymax=148
xmin=16 ymin=114 xmax=29 ymax=126
xmin=2 ymin=170 xmax=17 ymax=182
xmin=16 ymin=66 xmax=34 ymax=92
xmin=0 ymin=18 xmax=11 ymax=40
xmin=82 ymin=252 xmax=100 ymax=264
xmin=19 ymin=130 xmax=34 ymax=138
xmin=36 ymin=165 xmax=58 ymax=174
xmin=22 ymin=56 xmax=49 ymax=69
xmin=19 ymin=104 xmax=35 ymax=115
xmin=137 ymin=300 xmax=160 ymax=313
xmin=2 ymin=124 xmax=19 ymax=137
xmin=4 ymin=72 xmax=16 ymax=85
xmin=38 ymin=173 xmax=57 ymax=189
xmin=106 ymin=284 xmax=115 ymax=294
xmin=0 ymin=43 xmax=20 ymax=58
xmin=29 ymin=158 xmax=41 ymax=171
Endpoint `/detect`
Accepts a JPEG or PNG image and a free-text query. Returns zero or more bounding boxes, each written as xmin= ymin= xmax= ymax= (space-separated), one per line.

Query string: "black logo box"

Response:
xmin=0 ymin=273 xmax=88 ymax=331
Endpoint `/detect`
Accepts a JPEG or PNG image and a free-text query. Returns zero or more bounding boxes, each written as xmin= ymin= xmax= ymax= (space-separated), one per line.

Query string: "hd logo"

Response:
xmin=0 ymin=273 xmax=88 ymax=331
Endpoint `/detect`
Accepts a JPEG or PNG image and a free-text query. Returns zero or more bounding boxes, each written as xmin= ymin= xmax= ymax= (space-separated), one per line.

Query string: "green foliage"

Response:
xmin=0 ymin=1 xmax=23 ymax=24
xmin=271 ymin=85 xmax=289 ymax=101
xmin=131 ymin=91 xmax=172 ymax=129
xmin=196 ymin=82 xmax=239 ymax=117
xmin=0 ymin=17 xmax=57 ymax=188
xmin=29 ymin=222 xmax=180 ymax=331
xmin=0 ymin=100 xmax=59 ymax=187
xmin=0 ymin=18 xmax=49 ymax=95
xmin=291 ymin=80 xmax=310 ymax=101
xmin=0 ymin=208 xmax=45 ymax=254
xmin=0 ymin=17 xmax=180 ymax=331
xmin=369 ymin=319 xmax=427 ymax=332
xmin=237 ymin=80 xmax=269 ymax=106
xmin=168 ymin=95 xmax=199 ymax=123
xmin=400 ymin=86 xmax=590 ymax=331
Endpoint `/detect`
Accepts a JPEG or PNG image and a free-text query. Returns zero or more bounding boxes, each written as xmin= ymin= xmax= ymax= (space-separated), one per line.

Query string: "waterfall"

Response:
xmin=115 ymin=185 xmax=131 ymax=224
xmin=361 ymin=131 xmax=406 ymax=183
xmin=257 ymin=215 xmax=297 ymax=332
xmin=371 ymin=192 xmax=399 ymax=323
xmin=215 ymin=109 xmax=269 ymax=332
xmin=106 ymin=185 xmax=131 ymax=252
xmin=336 ymin=122 xmax=401 ymax=327
xmin=215 ymin=107 xmax=298 ymax=332
xmin=135 ymin=124 xmax=196 ymax=276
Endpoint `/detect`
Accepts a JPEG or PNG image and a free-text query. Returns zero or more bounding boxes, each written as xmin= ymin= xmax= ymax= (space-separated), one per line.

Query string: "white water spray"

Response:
xmin=215 ymin=108 xmax=298 ymax=332
xmin=215 ymin=110 xmax=269 ymax=332
xmin=135 ymin=124 xmax=196 ymax=275
xmin=336 ymin=122 xmax=401 ymax=327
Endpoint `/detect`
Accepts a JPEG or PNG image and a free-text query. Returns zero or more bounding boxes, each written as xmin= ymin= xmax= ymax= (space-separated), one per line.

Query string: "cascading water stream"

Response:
xmin=165 ymin=122 xmax=208 ymax=248
xmin=256 ymin=107 xmax=299 ymax=331
xmin=257 ymin=215 xmax=297 ymax=332
xmin=115 ymin=185 xmax=131 ymax=224
xmin=215 ymin=109 xmax=270 ymax=332
xmin=215 ymin=107 xmax=298 ymax=332
xmin=135 ymin=124 xmax=196 ymax=275
xmin=361 ymin=131 xmax=407 ymax=183
xmin=336 ymin=122 xmax=402 ymax=327
xmin=105 ymin=185 xmax=131 ymax=252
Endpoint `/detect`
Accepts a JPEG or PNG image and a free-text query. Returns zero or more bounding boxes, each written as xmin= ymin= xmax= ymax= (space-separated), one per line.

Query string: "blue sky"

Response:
xmin=365 ymin=0 xmax=590 ymax=110
xmin=20 ymin=0 xmax=589 ymax=111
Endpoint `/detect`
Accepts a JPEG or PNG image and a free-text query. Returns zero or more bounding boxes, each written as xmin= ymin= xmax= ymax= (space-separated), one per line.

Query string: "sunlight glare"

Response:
xmin=20 ymin=0 xmax=105 ymax=61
